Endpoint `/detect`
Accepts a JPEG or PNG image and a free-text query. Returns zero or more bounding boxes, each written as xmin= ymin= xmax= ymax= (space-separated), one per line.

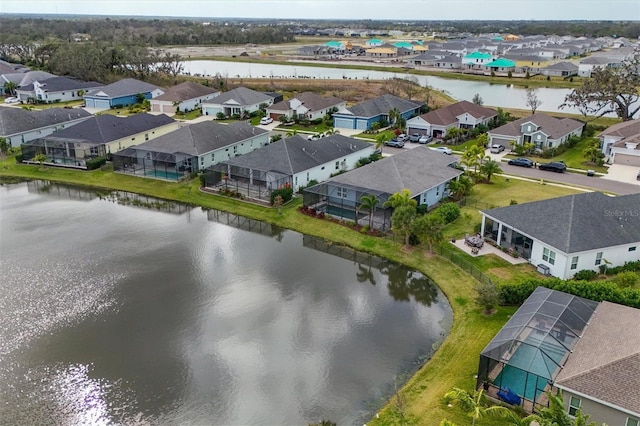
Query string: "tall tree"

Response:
xmin=388 ymin=107 xmax=401 ymax=127
xmin=525 ymin=87 xmax=542 ymax=114
xmin=480 ymin=159 xmax=503 ymax=182
xmin=410 ymin=214 xmax=444 ymax=253
xmin=383 ymin=188 xmax=417 ymax=209
xmin=472 ymin=93 xmax=484 ymax=105
xmin=359 ymin=194 xmax=380 ymax=228
xmin=562 ymin=52 xmax=640 ymax=121
xmin=390 ymin=205 xmax=417 ymax=247
xmin=443 ymin=388 xmax=507 ymax=426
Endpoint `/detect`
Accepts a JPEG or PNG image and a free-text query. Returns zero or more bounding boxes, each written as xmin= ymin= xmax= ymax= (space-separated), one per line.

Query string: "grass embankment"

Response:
xmin=0 ymin=159 xmax=581 ymax=425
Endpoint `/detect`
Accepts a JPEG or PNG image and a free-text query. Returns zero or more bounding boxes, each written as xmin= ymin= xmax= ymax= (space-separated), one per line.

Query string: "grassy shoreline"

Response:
xmin=0 ymin=159 xmax=511 ymax=425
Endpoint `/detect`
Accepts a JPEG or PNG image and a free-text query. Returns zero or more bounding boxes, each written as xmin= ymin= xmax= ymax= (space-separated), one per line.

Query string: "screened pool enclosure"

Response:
xmin=477 ymin=287 xmax=598 ymax=410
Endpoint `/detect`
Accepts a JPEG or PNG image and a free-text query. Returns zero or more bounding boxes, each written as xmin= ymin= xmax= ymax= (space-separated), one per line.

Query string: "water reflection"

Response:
xmin=0 ymin=182 xmax=452 ymax=425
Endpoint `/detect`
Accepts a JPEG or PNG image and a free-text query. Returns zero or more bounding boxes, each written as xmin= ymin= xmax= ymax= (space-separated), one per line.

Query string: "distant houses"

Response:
xmin=201 ymin=87 xmax=276 ymax=118
xmin=0 ymin=107 xmax=92 ymax=147
xmin=83 ymin=78 xmax=164 ymax=110
xmin=488 ymin=113 xmax=584 ymax=150
xmin=149 ymin=81 xmax=220 ymax=114
xmin=266 ymin=92 xmax=345 ymax=122
xmin=406 ymin=101 xmax=497 ymax=139
xmin=332 ymin=94 xmax=423 ymax=130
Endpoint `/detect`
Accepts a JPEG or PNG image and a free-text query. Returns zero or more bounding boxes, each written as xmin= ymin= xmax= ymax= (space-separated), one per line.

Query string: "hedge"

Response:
xmin=270 ymin=187 xmax=294 ymax=205
xmin=498 ymin=278 xmax=640 ymax=309
xmin=86 ymin=156 xmax=107 ymax=170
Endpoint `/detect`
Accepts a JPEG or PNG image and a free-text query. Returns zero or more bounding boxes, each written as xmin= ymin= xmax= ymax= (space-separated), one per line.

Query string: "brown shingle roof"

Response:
xmin=416 ymin=100 xmax=497 ymax=126
xmin=153 ymin=81 xmax=219 ymax=102
xmin=489 ymin=113 xmax=584 ymax=140
xmin=556 ymin=301 xmax=640 ymax=415
xmin=600 ymin=120 xmax=640 ymax=139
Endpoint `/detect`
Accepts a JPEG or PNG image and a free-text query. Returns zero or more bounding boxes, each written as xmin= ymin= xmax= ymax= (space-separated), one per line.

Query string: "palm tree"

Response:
xmin=374 ymin=133 xmax=391 ymax=150
xmin=4 ymin=81 xmax=17 ymax=96
xmin=480 ymin=159 xmax=503 ymax=182
xmin=383 ymin=188 xmax=417 ymax=209
xmin=324 ymin=129 xmax=340 ymax=136
xmin=390 ymin=205 xmax=416 ymax=247
xmin=359 ymin=194 xmax=380 ymax=228
xmin=286 ymin=129 xmax=298 ymax=137
xmin=443 ymin=388 xmax=508 ymax=426
xmin=411 ymin=214 xmax=444 ymax=253
xmin=388 ymin=107 xmax=400 ymax=127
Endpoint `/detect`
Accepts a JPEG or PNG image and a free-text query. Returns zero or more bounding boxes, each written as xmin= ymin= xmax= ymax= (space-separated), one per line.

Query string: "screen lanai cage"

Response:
xmin=204 ymin=164 xmax=292 ymax=202
xmin=302 ymin=181 xmax=394 ymax=232
xmin=112 ymin=148 xmax=195 ymax=181
xmin=477 ymin=287 xmax=598 ymax=411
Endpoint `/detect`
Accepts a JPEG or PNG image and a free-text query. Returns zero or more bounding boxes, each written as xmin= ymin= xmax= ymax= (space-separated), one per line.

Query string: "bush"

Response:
xmin=408 ymin=233 xmax=421 ymax=246
xmin=476 ymin=281 xmax=500 ymax=314
xmin=416 ymin=204 xmax=429 ymax=216
xmin=86 ymin=156 xmax=107 ymax=170
xmin=615 ymin=271 xmax=639 ymax=289
xmin=436 ymin=202 xmax=460 ymax=223
xmin=297 ymin=179 xmax=318 ymax=194
xmin=15 ymin=154 xmax=23 ymax=163
xmin=498 ymin=278 xmax=640 ymax=309
xmin=270 ymin=187 xmax=294 ymax=205
xmin=604 ymin=260 xmax=640 ymax=275
xmin=199 ymin=173 xmax=206 ymax=187
xmin=573 ymin=270 xmax=597 ymax=281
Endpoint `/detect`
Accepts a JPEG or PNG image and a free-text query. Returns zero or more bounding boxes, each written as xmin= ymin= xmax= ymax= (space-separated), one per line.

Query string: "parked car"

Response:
xmin=539 ymin=161 xmax=567 ymax=173
xmin=430 ymin=146 xmax=452 ymax=155
xmin=259 ymin=117 xmax=273 ymax=125
xmin=418 ymin=135 xmax=433 ymax=144
xmin=396 ymin=134 xmax=409 ymax=143
xmin=408 ymin=133 xmax=423 ymax=143
xmin=4 ymin=96 xmax=19 ymax=104
xmin=508 ymin=157 xmax=534 ymax=168
xmin=490 ymin=144 xmax=505 ymax=153
xmin=385 ymin=138 xmax=405 ymax=148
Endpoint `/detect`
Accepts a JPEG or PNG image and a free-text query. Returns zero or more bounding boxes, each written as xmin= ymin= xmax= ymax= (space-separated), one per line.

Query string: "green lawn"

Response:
xmin=273 ymin=122 xmax=333 ymax=134
xmin=0 ymin=159 xmax=584 ymax=425
xmin=354 ymin=129 xmax=397 ymax=141
xmin=174 ymin=108 xmax=203 ymax=121
xmin=504 ymin=137 xmax=608 ymax=173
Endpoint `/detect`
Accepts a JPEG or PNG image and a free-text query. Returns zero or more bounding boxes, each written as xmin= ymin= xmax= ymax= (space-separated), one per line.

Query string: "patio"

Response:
xmin=450 ymin=238 xmax=529 ymax=265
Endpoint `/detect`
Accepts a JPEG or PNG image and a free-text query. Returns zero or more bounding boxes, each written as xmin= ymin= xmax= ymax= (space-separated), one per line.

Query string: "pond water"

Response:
xmin=0 ymin=181 xmax=452 ymax=425
xmin=182 ymin=59 xmax=580 ymax=114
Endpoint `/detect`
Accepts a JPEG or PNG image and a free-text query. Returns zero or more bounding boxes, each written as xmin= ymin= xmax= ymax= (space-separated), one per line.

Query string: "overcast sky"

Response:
xmin=1 ymin=0 xmax=639 ymax=21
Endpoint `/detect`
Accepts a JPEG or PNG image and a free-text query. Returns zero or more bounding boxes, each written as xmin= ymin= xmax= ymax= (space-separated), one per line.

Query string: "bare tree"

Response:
xmin=525 ymin=87 xmax=542 ymax=114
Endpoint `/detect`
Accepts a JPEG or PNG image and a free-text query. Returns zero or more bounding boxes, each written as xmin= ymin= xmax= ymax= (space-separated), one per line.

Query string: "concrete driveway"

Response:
xmin=601 ymin=164 xmax=640 ymax=185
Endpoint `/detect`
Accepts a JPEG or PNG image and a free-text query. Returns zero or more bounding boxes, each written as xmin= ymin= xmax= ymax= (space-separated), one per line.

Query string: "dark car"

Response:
xmin=385 ymin=138 xmax=405 ymax=148
xmin=539 ymin=161 xmax=567 ymax=173
xmin=408 ymin=133 xmax=423 ymax=143
xmin=508 ymin=157 xmax=534 ymax=168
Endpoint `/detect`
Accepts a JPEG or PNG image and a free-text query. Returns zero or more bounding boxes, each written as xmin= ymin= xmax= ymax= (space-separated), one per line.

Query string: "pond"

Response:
xmin=0 ymin=181 xmax=452 ymax=425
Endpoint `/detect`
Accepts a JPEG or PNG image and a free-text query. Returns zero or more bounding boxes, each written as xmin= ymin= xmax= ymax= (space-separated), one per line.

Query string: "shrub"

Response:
xmin=476 ymin=281 xmax=500 ymax=314
xmin=199 ymin=173 xmax=206 ymax=187
xmin=604 ymin=260 xmax=640 ymax=275
xmin=615 ymin=271 xmax=639 ymax=289
xmin=86 ymin=156 xmax=107 ymax=170
xmin=216 ymin=112 xmax=225 ymax=120
xmin=270 ymin=187 xmax=294 ymax=205
xmin=15 ymin=154 xmax=24 ymax=163
xmin=436 ymin=202 xmax=461 ymax=224
xmin=408 ymin=233 xmax=421 ymax=246
xmin=297 ymin=179 xmax=318 ymax=194
xmin=573 ymin=269 xmax=597 ymax=281
xmin=416 ymin=204 xmax=429 ymax=216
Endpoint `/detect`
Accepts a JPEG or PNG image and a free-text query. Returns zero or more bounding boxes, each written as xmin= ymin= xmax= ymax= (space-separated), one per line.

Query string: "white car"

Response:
xmin=259 ymin=117 xmax=273 ymax=125
xmin=4 ymin=96 xmax=19 ymax=104
xmin=430 ymin=146 xmax=453 ymax=155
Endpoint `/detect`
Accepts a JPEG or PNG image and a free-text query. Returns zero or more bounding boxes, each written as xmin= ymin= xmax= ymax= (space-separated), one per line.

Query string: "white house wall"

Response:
xmin=198 ymin=133 xmax=270 ymax=171
xmin=105 ymin=122 xmax=181 ymax=154
xmin=5 ymin=116 xmax=91 ymax=147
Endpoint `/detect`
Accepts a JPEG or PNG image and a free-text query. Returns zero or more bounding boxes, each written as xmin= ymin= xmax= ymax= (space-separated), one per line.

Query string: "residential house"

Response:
xmin=502 ymin=55 xmax=549 ymax=74
xmin=112 ymin=121 xmax=269 ymax=180
xmin=484 ymin=58 xmax=517 ymax=73
xmin=406 ymin=100 xmax=497 ymax=139
xmin=541 ymin=61 xmax=579 ymax=77
xmin=15 ymin=76 xmax=103 ymax=103
xmin=554 ymin=301 xmax=640 ymax=426
xmin=366 ymin=46 xmax=398 ymax=58
xmin=1 ymin=70 xmax=56 ymax=93
xmin=462 ymin=52 xmax=494 ymax=69
xmin=598 ymin=120 xmax=640 ymax=165
xmin=303 ymin=146 xmax=463 ymax=230
xmin=149 ymin=81 xmax=220 ymax=114
xmin=265 ymin=92 xmax=345 ymax=122
xmin=480 ymin=191 xmax=640 ymax=279
xmin=434 ymin=56 xmax=462 ymax=69
xmin=578 ymin=57 xmax=614 ymax=78
xmin=488 ymin=113 xmax=584 ymax=150
xmin=205 ymin=134 xmax=374 ymax=192
xmin=406 ymin=53 xmax=442 ymax=67
xmin=366 ymin=38 xmax=384 ymax=47
xmin=201 ymin=87 xmax=276 ymax=118
xmin=0 ymin=107 xmax=92 ymax=147
xmin=477 ymin=286 xmax=640 ymax=425
xmin=83 ymin=78 xmax=164 ymax=110
xmin=332 ymin=94 xmax=423 ymax=130
xmin=20 ymin=113 xmax=178 ymax=168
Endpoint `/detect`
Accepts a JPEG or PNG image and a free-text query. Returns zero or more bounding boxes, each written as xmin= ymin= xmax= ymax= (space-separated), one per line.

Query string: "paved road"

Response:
xmin=498 ymin=163 xmax=640 ymax=195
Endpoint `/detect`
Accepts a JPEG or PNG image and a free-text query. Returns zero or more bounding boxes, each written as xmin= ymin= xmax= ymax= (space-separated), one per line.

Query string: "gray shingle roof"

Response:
xmin=219 ymin=134 xmax=372 ymax=175
xmin=45 ymin=113 xmax=175 ymax=144
xmin=599 ymin=120 xmax=640 ymax=139
xmin=416 ymin=100 xmax=496 ymax=126
xmin=488 ymin=113 xmax=584 ymax=140
xmin=344 ymin=94 xmax=423 ymax=118
xmin=482 ymin=192 xmax=640 ymax=253
xmin=0 ymin=107 xmax=91 ymax=136
xmin=2 ymin=70 xmax=56 ymax=87
xmin=18 ymin=76 xmax=103 ymax=92
xmin=202 ymin=87 xmax=274 ymax=107
xmin=152 ymin=81 xmax=219 ymax=102
xmin=85 ymin=78 xmax=161 ymax=99
xmin=326 ymin=146 xmax=462 ymax=196
xmin=543 ymin=61 xmax=579 ymax=71
xmin=132 ymin=121 xmax=268 ymax=156
xmin=556 ymin=301 xmax=640 ymax=415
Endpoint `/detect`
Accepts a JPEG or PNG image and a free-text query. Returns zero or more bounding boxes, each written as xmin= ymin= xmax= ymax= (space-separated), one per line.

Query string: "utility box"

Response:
xmin=537 ymin=264 xmax=551 ymax=275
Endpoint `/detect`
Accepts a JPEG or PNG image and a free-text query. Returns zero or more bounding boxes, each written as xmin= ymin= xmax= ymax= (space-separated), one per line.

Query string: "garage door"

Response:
xmin=91 ymin=99 xmax=111 ymax=110
xmin=407 ymin=127 xmax=427 ymax=135
xmin=614 ymin=153 xmax=640 ymax=167
xmin=334 ymin=118 xmax=354 ymax=129
xmin=490 ymin=137 xmax=512 ymax=148
xmin=356 ymin=119 xmax=369 ymax=130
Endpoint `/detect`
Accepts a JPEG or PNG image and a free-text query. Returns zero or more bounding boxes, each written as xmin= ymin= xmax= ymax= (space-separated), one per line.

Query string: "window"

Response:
xmin=595 ymin=252 xmax=603 ymax=265
xmin=568 ymin=396 xmax=581 ymax=417
xmin=630 ymin=246 xmax=637 ymax=252
xmin=335 ymin=161 xmax=340 ymax=170
xmin=570 ymin=256 xmax=579 ymax=270
xmin=542 ymin=247 xmax=556 ymax=265
xmin=145 ymin=133 xmax=149 ymax=141
xmin=306 ymin=172 xmax=309 ymax=181
xmin=211 ymin=153 xmax=214 ymax=161
xmin=626 ymin=417 xmax=639 ymax=426
xmin=336 ymin=187 xmax=348 ymax=198
xmin=233 ymin=146 xmax=238 ymax=154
